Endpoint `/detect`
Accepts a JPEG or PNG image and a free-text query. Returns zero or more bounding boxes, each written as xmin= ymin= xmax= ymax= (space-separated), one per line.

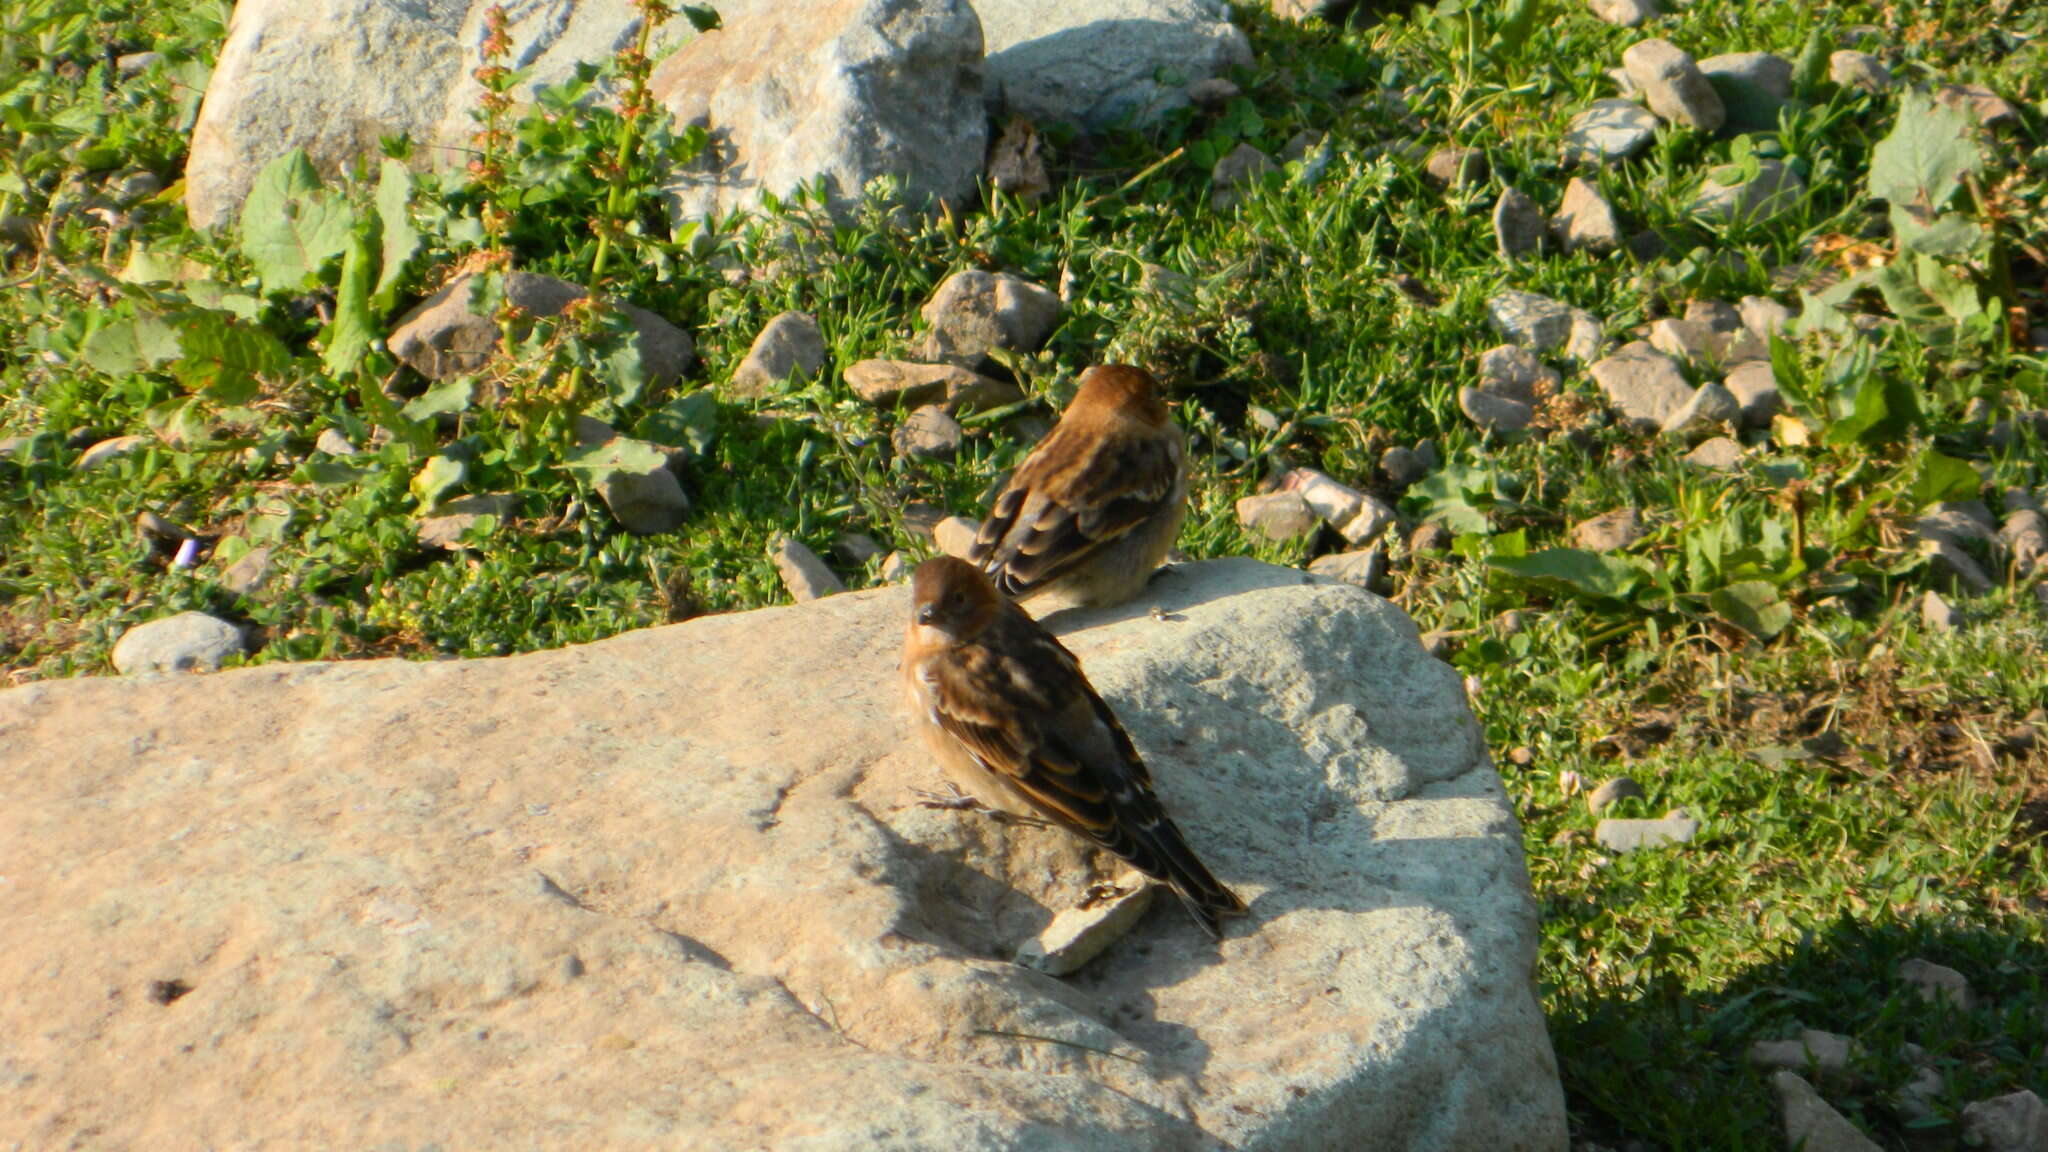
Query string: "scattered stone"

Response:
xmin=1748 ymin=1029 xmax=1861 ymax=1087
xmin=1423 ymin=146 xmax=1487 ymax=189
xmin=1590 ymin=342 xmax=1693 ymax=430
xmin=1566 ymin=99 xmax=1661 ymax=166
xmin=1410 ymin=521 xmax=1452 ymax=554
xmin=979 ymin=0 xmax=1252 ymax=130
xmin=315 ymin=428 xmax=359 ymax=457
xmin=1574 ymin=509 xmax=1644 ymax=553
xmin=932 ymin=516 xmax=980 ymax=560
xmin=1692 ymin=158 xmax=1806 ymax=222
xmin=115 ymin=50 xmax=162 ymax=77
xmin=1281 ymin=469 xmax=1365 ymax=529
xmin=893 ymin=406 xmax=965 ymax=460
xmin=1496 ymin=612 xmax=1529 ymax=638
xmin=1187 ymin=77 xmax=1241 ymax=107
xmin=389 ymin=271 xmax=693 ymax=386
xmin=1308 ymin=547 xmax=1388 ymax=591
xmin=1649 ymin=317 xmax=1717 ymax=364
xmin=1660 ymin=381 xmax=1740 ymax=436
xmin=219 ymin=546 xmax=276 ymax=597
xmin=1595 ymin=809 xmax=1699 ymax=852
xmin=653 ymin=0 xmax=986 ymax=225
xmin=770 ymin=535 xmax=844 ymax=602
xmin=835 ymin=533 xmax=885 ymax=566
xmin=1494 ymin=186 xmax=1547 ymax=259
xmin=1211 ymin=142 xmax=1277 ymax=210
xmin=915 ymin=270 xmax=1061 ymax=369
xmin=1920 ymin=535 xmax=1994 ymax=595
xmin=596 ymin=467 xmax=689 ymax=537
xmin=878 ymin=550 xmax=911 ymax=583
xmin=135 ymin=510 xmax=189 ymax=548
xmin=1014 ymin=882 xmax=1155 ymax=976
xmin=1338 ymin=496 xmax=1398 ymax=547
xmin=730 ymin=311 xmax=826 ymax=398
xmin=1899 ymin=958 xmax=1975 ymax=1010
xmin=1773 ymin=1071 xmax=1884 ymax=1152
xmin=1738 ymin=295 xmax=1795 ymax=343
xmin=1962 ymin=1090 xmax=2048 ymax=1152
xmin=1487 ymin=291 xmax=1576 ymax=353
xmin=1586 ymin=0 xmax=1656 ymax=26
xmin=1921 ymin=589 xmax=1961 ymax=633
xmin=1897 ymin=1064 xmax=1945 ymax=1126
xmin=1236 ymin=491 xmax=1320 ymax=541
xmin=1699 ymin=52 xmax=1792 ymax=133
xmin=1919 ymin=500 xmax=1999 ymax=549
xmin=842 ymin=360 xmax=1023 ymax=413
xmin=1418 ymin=630 xmax=1456 ymax=659
xmin=1565 ymin=312 xmax=1607 ymax=362
xmin=416 ymin=494 xmax=517 ymax=550
xmin=1829 ymin=50 xmax=1894 ymax=93
xmin=1459 ymin=387 xmax=1536 ymax=437
xmin=1935 ymin=83 xmax=2019 ymax=129
xmin=1586 ymin=775 xmax=1644 ymax=815
xmin=1685 ymin=298 xmax=1741 ymax=334
xmin=109 ymin=170 xmax=165 ymax=208
xmin=1723 ymin=361 xmax=1782 ymax=428
xmin=1684 ymin=436 xmax=1743 ymax=471
xmin=1552 ymin=177 xmax=1623 ymax=253
xmin=986 ymin=116 xmax=1051 ymax=202
xmin=2000 ymin=499 xmax=2047 ymax=574
xmin=110 ymin=612 xmax=245 ymax=675
xmin=1622 ymin=39 xmax=1726 ymax=133
xmin=76 ymin=435 xmax=150 ymax=471
xmin=1380 ymin=446 xmax=1429 ymax=490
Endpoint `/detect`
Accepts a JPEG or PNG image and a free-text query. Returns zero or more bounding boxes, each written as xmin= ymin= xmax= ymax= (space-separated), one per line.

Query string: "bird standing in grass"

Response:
xmin=901 ymin=556 xmax=1246 ymax=937
xmin=969 ymin=364 xmax=1186 ymax=610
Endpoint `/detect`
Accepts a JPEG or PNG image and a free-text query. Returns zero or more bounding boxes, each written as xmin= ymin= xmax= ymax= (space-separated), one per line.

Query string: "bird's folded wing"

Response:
xmin=973 ymin=430 xmax=1179 ymax=593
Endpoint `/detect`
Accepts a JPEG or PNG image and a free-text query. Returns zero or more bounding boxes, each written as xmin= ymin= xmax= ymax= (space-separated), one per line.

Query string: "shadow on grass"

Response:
xmin=1550 ymin=911 xmax=2048 ymax=1149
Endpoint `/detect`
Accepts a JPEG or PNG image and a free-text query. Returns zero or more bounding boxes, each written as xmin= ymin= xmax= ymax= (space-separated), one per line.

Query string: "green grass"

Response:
xmin=3 ymin=0 xmax=2046 ymax=1145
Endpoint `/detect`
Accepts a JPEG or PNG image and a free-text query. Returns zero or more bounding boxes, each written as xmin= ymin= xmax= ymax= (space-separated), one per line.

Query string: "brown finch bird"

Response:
xmin=902 ymin=555 xmax=1246 ymax=937
xmin=969 ymin=364 xmax=1186 ymax=609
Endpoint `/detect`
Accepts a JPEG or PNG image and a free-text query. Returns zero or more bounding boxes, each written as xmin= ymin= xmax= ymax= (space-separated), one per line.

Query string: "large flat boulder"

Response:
xmin=0 ymin=560 xmax=1565 ymax=1150
xmin=186 ymin=0 xmax=673 ymax=229
xmin=650 ymin=0 xmax=985 ymax=225
xmin=979 ymin=0 xmax=1251 ymax=129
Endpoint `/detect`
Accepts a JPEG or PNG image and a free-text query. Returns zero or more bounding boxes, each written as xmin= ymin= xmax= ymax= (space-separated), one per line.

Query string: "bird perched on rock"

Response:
xmin=902 ymin=555 xmax=1245 ymax=936
xmin=969 ymin=364 xmax=1186 ymax=610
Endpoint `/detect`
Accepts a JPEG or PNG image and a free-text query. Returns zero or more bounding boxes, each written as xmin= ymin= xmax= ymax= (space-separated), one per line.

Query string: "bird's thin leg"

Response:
xmin=912 ymin=783 xmax=1051 ymax=828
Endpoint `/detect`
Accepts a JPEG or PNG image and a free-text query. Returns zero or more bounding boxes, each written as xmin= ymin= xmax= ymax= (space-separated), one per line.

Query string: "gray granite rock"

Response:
xmin=76 ymin=434 xmax=150 ymax=471
xmin=1723 ymin=361 xmax=1782 ymax=428
xmin=1424 ymin=146 xmax=1488 ymax=188
xmin=979 ymin=0 xmax=1252 ymax=130
xmin=1595 ymin=810 xmax=1699 ymax=852
xmin=1237 ymin=491 xmax=1321 ymax=541
xmin=1495 ymin=186 xmax=1547 ymax=259
xmin=110 ymin=611 xmax=245 ymax=675
xmin=390 ymin=271 xmax=693 ymax=386
xmin=1684 ymin=436 xmax=1743 ymax=471
xmin=1552 ymin=177 xmax=1623 ymax=253
xmin=1573 ymin=509 xmax=1643 ymax=553
xmin=1565 ymin=99 xmax=1660 ymax=165
xmin=1962 ymin=1090 xmax=2048 ymax=1152
xmin=1487 ymin=291 xmax=1576 ymax=353
xmin=1829 ymin=50 xmax=1894 ymax=92
xmin=1586 ymin=0 xmax=1657 ymax=27
xmin=1692 ymin=158 xmax=1805 ymax=223
xmin=731 ymin=311 xmax=827 ymax=398
xmin=893 ymin=405 xmax=965 ymax=460
xmin=915 ymin=270 xmax=1061 ymax=369
xmin=1700 ymin=51 xmax=1792 ymax=132
xmin=1590 ymin=342 xmax=1693 ymax=430
xmin=1211 ymin=142 xmax=1278 ymax=210
xmin=1622 ymin=38 xmax=1725 ymax=132
xmin=1307 ymin=547 xmax=1388 ymax=591
xmin=1738 ymin=295 xmax=1796 ymax=343
xmin=770 ymin=535 xmax=845 ymax=601
xmin=1774 ymin=1071 xmax=1883 ymax=1152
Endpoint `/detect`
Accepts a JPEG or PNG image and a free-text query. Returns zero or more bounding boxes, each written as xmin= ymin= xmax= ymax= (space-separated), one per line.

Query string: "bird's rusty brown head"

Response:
xmin=1072 ymin=364 xmax=1169 ymax=425
xmin=911 ymin=556 xmax=1001 ymax=639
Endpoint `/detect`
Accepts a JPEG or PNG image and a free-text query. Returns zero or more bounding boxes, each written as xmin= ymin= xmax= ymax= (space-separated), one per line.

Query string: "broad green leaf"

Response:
xmin=322 ymin=226 xmax=377 ymax=377
xmin=1892 ymin=208 xmax=1982 ymax=259
xmin=401 ymin=378 xmax=475 ymax=421
xmin=1825 ymin=369 xmax=1919 ymax=448
xmin=412 ymin=453 xmax=467 ymax=507
xmin=357 ymin=373 xmax=436 ymax=455
xmin=373 ymin=158 xmax=418 ymax=308
xmin=637 ymin=392 xmax=719 ymax=458
xmin=1709 ymin=580 xmax=1792 ymax=641
xmin=1489 ymin=548 xmax=1642 ymax=603
xmin=239 ymin=150 xmax=354 ymax=294
xmin=82 ymin=313 xmax=182 ymax=374
xmin=174 ymin=310 xmax=290 ymax=405
xmin=604 ymin=337 xmax=649 ymax=410
xmin=1909 ymin=448 xmax=1981 ymax=508
xmin=1914 ymin=253 xmax=1983 ymax=322
xmin=682 ymin=4 xmax=722 ymax=31
xmin=1868 ymin=90 xmax=1981 ymax=217
xmin=558 ymin=435 xmax=670 ymax=480
xmin=1408 ymin=460 xmax=1495 ymax=535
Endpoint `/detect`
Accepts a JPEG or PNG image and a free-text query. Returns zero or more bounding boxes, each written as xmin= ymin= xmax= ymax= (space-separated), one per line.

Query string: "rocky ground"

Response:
xmin=2 ymin=0 xmax=2046 ymax=1147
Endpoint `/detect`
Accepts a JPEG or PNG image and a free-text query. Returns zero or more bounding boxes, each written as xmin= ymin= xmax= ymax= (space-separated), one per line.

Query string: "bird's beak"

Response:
xmin=915 ymin=603 xmax=938 ymax=626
